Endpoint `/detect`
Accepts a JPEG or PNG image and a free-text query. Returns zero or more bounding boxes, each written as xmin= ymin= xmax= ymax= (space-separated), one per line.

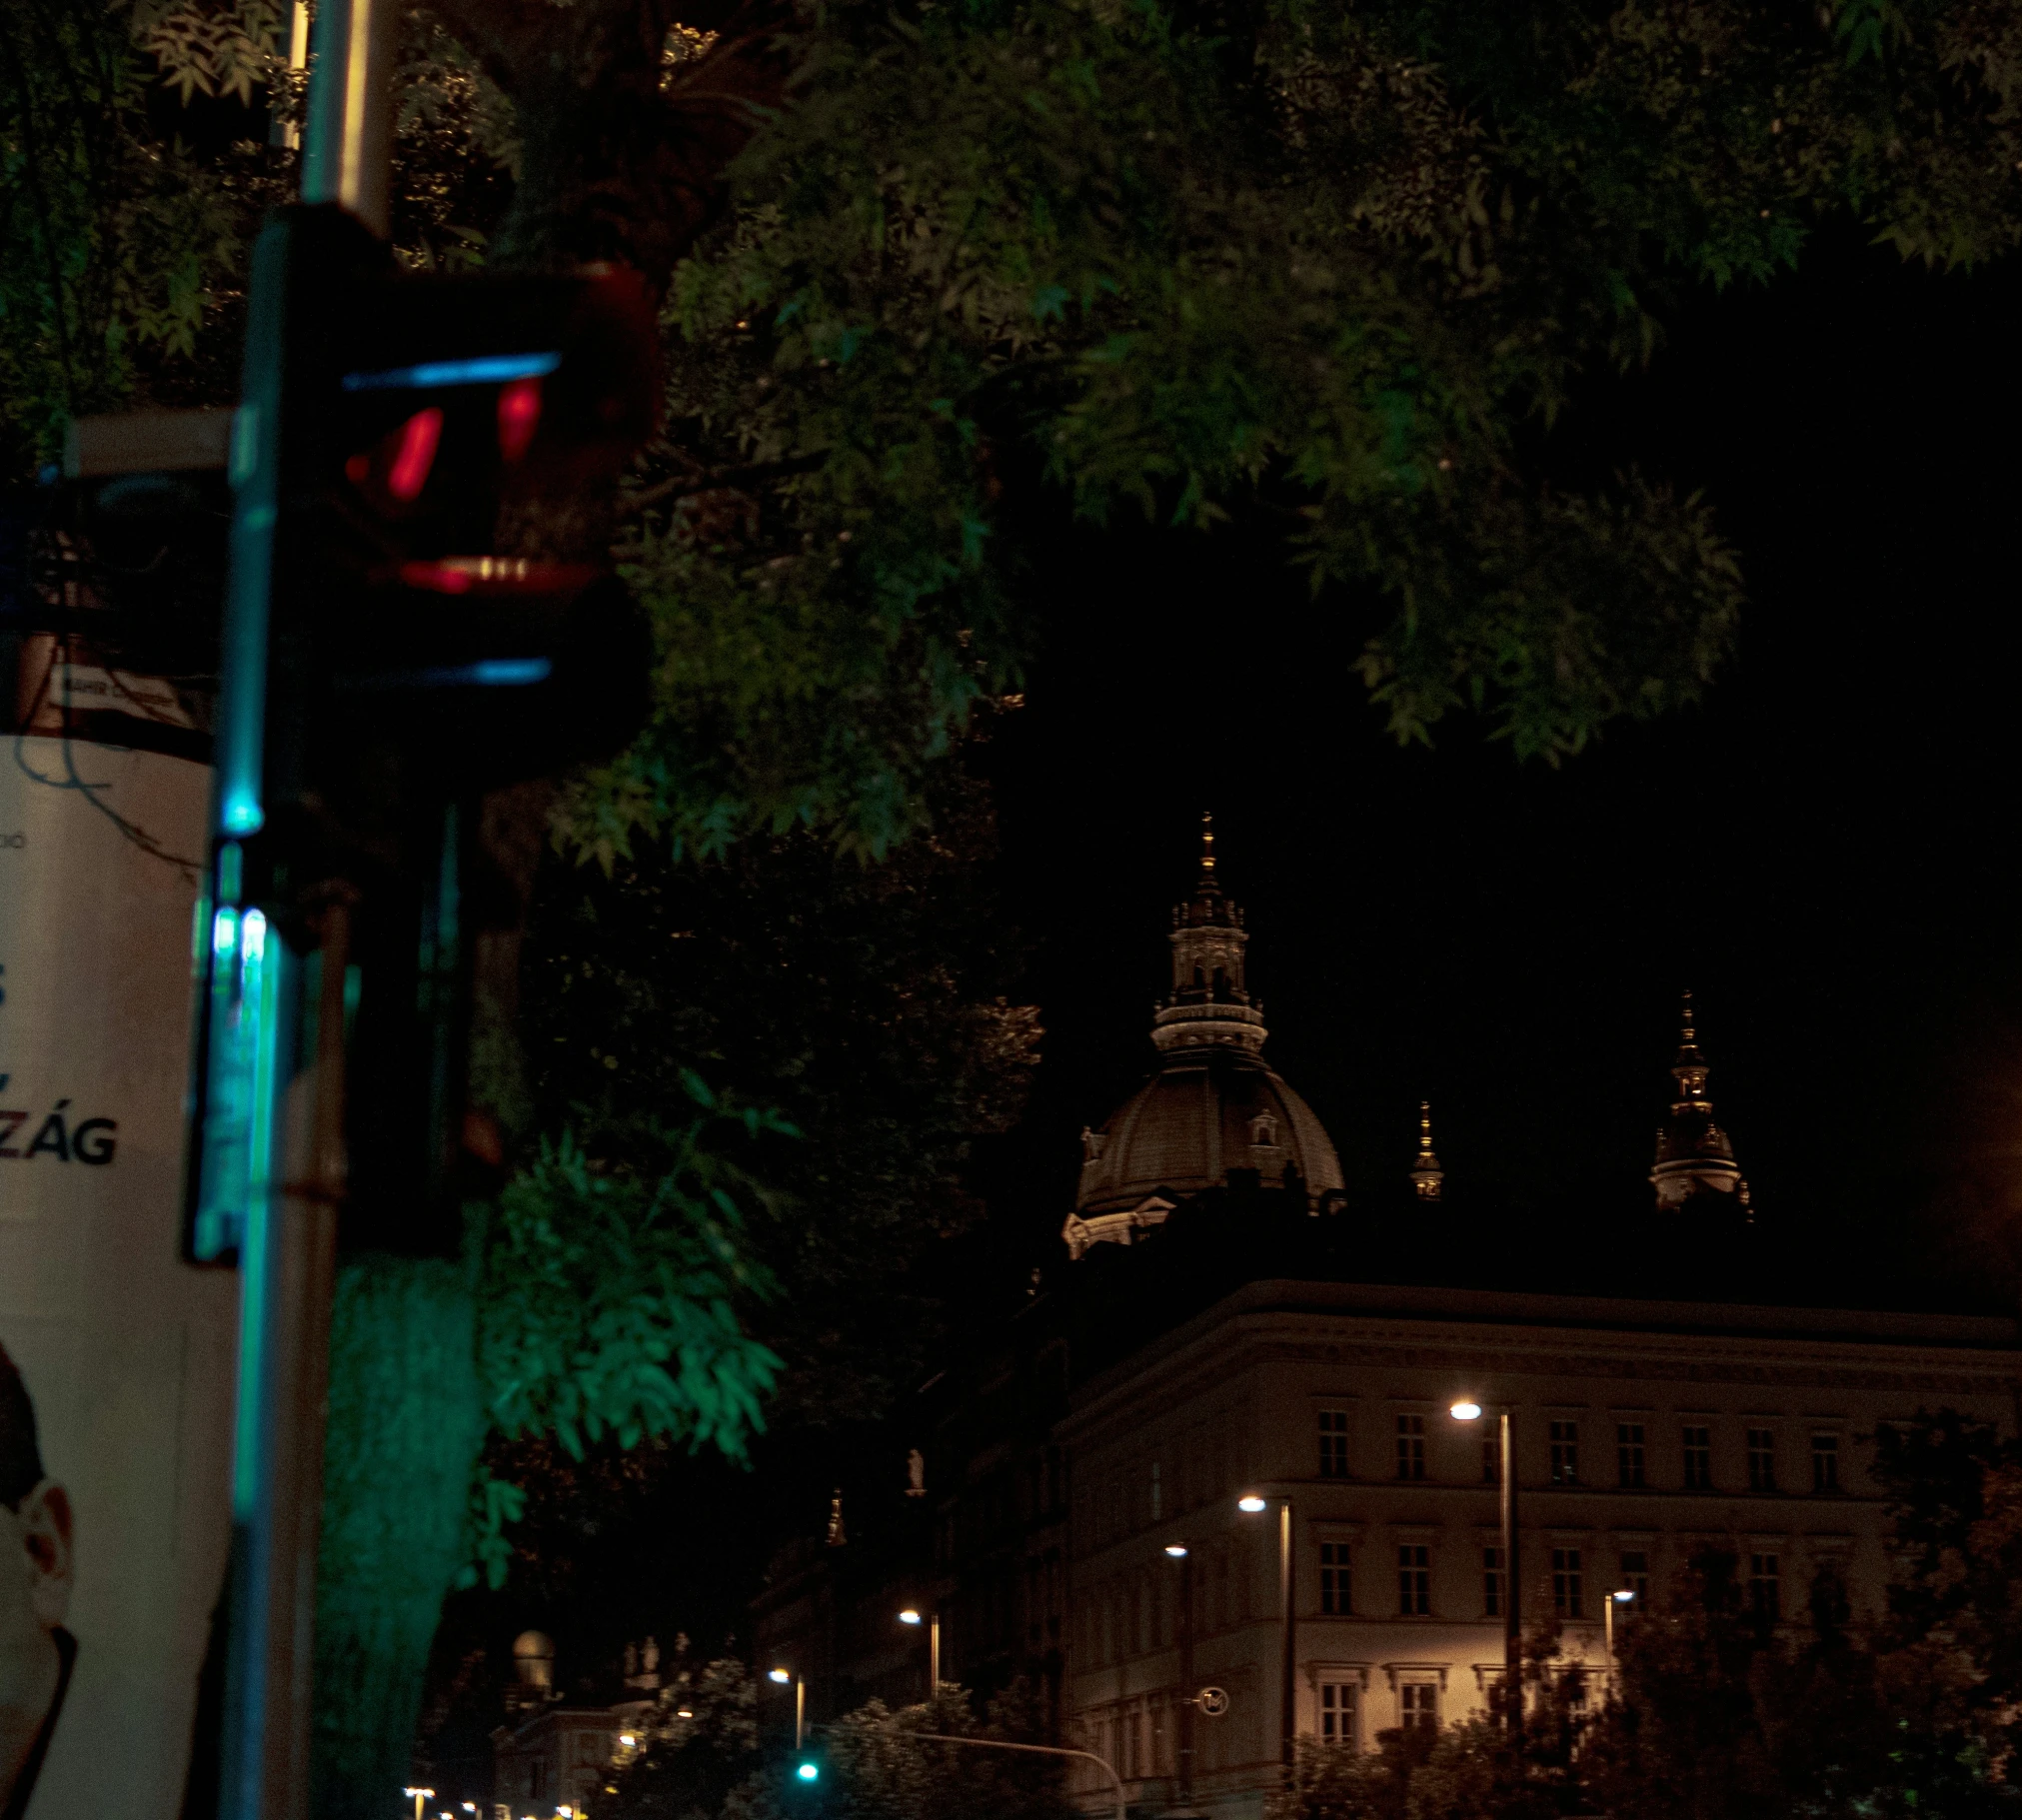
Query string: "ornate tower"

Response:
xmin=1151 ymin=814 xmax=1268 ymax=1061
xmin=1408 ymin=1101 xmax=1444 ymax=1201
xmin=1650 ymin=991 xmax=1752 ymax=1215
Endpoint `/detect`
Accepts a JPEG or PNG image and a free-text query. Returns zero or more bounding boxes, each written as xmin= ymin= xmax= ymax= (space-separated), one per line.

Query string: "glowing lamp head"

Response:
xmin=1450 ymin=1401 xmax=1483 ymax=1421
xmin=898 ymin=1608 xmax=923 ymax=1625
xmin=620 ymin=1734 xmax=636 ymax=1747
xmin=1613 ymin=1589 xmax=1637 ymax=1603
xmin=770 ymin=1668 xmax=792 ymax=1684
xmin=797 ymin=1763 xmax=820 ymax=1783
xmin=675 ymin=1708 xmax=694 ymax=1719
xmin=1237 ymin=1495 xmax=1267 ymax=1513
xmin=1164 ymin=1544 xmax=1189 ymax=1558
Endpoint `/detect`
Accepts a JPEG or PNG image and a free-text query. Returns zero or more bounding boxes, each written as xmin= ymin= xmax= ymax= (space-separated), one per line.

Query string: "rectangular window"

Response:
xmin=1483 ymin=1546 xmax=1504 ymax=1618
xmin=1682 ymin=1425 xmax=1713 ymax=1490
xmin=1747 ymin=1429 xmax=1776 ymax=1492
xmin=1318 ymin=1410 xmax=1351 ymax=1479
xmin=1812 ymin=1433 xmax=1840 ymax=1492
xmin=1619 ymin=1549 xmax=1650 ymax=1605
xmin=1318 ymin=1680 xmax=1358 ymax=1743
xmin=1749 ymin=1552 xmax=1780 ymax=1620
xmin=1617 ymin=1422 xmax=1646 ymax=1488
xmin=1482 ymin=1432 xmax=1500 ymax=1483
xmin=1398 ymin=1543 xmax=1431 ymax=1616
xmin=1319 ymin=1541 xmax=1351 ymax=1615
xmin=1395 ymin=1413 xmax=1426 ymax=1481
xmin=1398 ymin=1682 xmax=1438 ymax=1731
xmin=1552 ymin=1547 xmax=1584 ymax=1619
xmin=1549 ymin=1420 xmax=1580 ymax=1485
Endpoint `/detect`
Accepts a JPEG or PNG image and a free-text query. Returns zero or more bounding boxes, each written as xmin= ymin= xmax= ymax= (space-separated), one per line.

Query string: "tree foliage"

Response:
xmin=17 ymin=0 xmax=2022 ymax=858
xmin=605 ymin=1676 xmax=1068 ymax=1820
xmin=524 ymin=765 xmax=1037 ymax=1423
xmin=479 ymin=1099 xmax=792 ymax=1463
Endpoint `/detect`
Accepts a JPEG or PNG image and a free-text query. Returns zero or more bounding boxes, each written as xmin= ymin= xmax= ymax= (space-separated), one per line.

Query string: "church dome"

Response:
xmin=1062 ymin=818 xmax=1344 ymax=1259
xmin=1072 ymin=1053 xmax=1342 ymax=1217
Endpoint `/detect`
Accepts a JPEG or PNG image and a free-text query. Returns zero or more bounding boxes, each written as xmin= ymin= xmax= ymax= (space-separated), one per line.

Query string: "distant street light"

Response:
xmin=405 ymin=1788 xmax=436 ymax=1820
xmin=1451 ymin=1399 xmax=1521 ymax=1742
xmin=1237 ymin=1493 xmax=1296 ymax=1776
xmin=898 ymin=1606 xmax=941 ymax=1691
xmin=1604 ymin=1587 xmax=1636 ymax=1692
xmin=1164 ymin=1543 xmax=1188 ymax=1557
xmin=770 ymin=1667 xmax=808 ymax=1748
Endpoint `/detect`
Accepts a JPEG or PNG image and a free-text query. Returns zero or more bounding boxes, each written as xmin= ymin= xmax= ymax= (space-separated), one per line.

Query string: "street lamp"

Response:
xmin=1603 ymin=1588 xmax=1635 ymax=1694
xmin=1162 ymin=1542 xmax=1199 ymax=1807
xmin=898 ymin=1606 xmax=941 ymax=1693
xmin=1237 ymin=1493 xmax=1295 ymax=1775
xmin=771 ymin=1666 xmax=807 ymax=1749
xmin=1450 ymin=1398 xmax=1521 ymax=1743
xmin=405 ymin=1788 xmax=436 ymax=1820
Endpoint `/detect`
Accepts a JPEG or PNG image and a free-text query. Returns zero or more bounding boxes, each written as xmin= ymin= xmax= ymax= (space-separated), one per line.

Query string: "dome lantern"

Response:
xmin=1650 ymin=990 xmax=1753 ymax=1215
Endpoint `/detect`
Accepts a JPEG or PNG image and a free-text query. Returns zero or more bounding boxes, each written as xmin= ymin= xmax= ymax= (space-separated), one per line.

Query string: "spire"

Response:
xmin=1408 ymin=1100 xmax=1444 ymax=1201
xmin=1151 ymin=818 xmax=1267 ymax=1060
xmin=1650 ymin=990 xmax=1750 ymax=1213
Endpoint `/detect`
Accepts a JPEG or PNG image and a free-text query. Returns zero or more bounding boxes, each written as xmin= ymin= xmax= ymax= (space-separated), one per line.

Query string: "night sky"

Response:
xmin=978 ymin=223 xmax=2022 ymax=1313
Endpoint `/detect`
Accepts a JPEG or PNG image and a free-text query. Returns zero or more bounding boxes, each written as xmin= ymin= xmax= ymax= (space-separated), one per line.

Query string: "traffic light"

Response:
xmin=186 ymin=202 xmax=661 ymax=1261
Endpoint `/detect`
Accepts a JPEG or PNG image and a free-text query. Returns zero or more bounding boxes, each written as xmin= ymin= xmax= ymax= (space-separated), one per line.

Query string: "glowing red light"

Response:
xmin=498 ymin=378 xmax=543 ymax=462
xmin=387 ymin=407 xmax=443 ymax=501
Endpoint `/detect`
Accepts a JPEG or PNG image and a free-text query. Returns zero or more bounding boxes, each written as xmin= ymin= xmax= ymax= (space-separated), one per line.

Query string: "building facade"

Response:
xmin=1058 ymin=1279 xmax=2022 ymax=1817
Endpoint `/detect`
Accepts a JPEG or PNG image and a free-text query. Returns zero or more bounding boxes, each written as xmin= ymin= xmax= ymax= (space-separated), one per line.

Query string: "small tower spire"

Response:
xmin=1408 ymin=1100 xmax=1444 ymax=1201
xmin=1151 ymin=819 xmax=1266 ymax=1059
xmin=1650 ymin=990 xmax=1749 ymax=1212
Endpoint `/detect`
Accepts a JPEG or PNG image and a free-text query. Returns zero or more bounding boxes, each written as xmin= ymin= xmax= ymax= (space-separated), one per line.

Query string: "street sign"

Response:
xmin=1196 ymin=1687 xmax=1230 ymax=1717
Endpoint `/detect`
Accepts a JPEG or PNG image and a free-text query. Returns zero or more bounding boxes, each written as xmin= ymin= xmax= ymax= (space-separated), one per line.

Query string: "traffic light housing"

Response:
xmin=186 ymin=203 xmax=661 ymax=1261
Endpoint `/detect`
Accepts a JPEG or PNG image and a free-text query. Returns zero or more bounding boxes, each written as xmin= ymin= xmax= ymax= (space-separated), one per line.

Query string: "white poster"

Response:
xmin=0 ymin=734 xmax=236 ymax=1818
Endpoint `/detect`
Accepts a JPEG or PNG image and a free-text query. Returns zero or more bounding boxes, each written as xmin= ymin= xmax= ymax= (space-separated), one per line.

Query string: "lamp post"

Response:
xmin=898 ymin=1607 xmax=941 ymax=1695
xmin=1603 ymin=1589 xmax=1634 ymax=1697
xmin=770 ymin=1666 xmax=807 ymax=1749
xmin=1237 ymin=1493 xmax=1295 ymax=1774
xmin=1450 ymin=1400 xmax=1521 ymax=1743
xmin=1164 ymin=1543 xmax=1198 ymax=1807
xmin=404 ymin=1788 xmax=435 ymax=1820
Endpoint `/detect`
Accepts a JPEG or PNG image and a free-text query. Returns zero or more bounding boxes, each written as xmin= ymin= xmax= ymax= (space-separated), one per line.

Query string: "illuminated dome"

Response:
xmin=1061 ymin=818 xmax=1343 ymax=1259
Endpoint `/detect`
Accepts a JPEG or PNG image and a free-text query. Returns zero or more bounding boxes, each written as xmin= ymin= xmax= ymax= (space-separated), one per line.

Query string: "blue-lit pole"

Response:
xmin=205 ymin=2 xmax=393 ymax=1815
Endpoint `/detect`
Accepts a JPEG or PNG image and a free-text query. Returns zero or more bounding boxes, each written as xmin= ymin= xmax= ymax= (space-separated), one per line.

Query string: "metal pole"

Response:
xmin=930 ymin=1614 xmax=941 ymax=1694
xmin=1501 ymin=1412 xmax=1521 ymax=1745
xmin=907 ymin=1732 xmax=1125 ymax=1820
xmin=1278 ymin=1498 xmax=1295 ymax=1774
xmin=300 ymin=0 xmax=396 ymax=236
xmin=1603 ymin=1595 xmax=1614 ymax=1700
xmin=796 ymin=1677 xmax=806 ymax=1753
xmin=214 ymin=0 xmax=391 ymax=1810
xmin=1177 ymin=1550 xmax=1195 ymax=1806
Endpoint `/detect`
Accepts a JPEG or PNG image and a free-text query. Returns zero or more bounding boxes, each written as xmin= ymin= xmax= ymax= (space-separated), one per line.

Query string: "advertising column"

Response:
xmin=0 ymin=703 xmax=236 ymax=1817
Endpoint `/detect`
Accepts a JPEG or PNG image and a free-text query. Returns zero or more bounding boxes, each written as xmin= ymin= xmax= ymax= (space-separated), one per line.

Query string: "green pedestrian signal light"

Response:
xmin=796 ymin=1763 xmax=819 ymax=1783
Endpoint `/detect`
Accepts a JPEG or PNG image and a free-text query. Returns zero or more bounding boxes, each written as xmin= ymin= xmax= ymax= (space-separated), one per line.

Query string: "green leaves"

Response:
xmin=478 ymin=1113 xmax=792 ymax=1465
xmin=0 ymin=4 xmax=252 ymax=467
